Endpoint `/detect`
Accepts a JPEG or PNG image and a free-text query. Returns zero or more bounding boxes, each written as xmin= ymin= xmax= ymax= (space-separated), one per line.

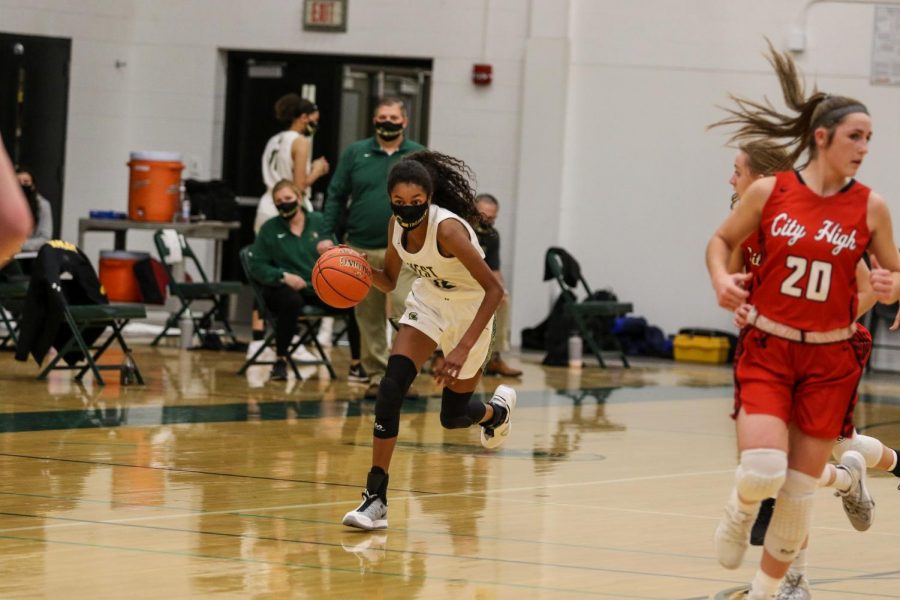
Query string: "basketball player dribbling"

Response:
xmin=706 ymin=42 xmax=900 ymax=599
xmin=341 ymin=150 xmax=516 ymax=531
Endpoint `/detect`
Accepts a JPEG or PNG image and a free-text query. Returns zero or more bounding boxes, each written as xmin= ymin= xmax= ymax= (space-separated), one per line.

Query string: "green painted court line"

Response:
xmin=0 ymin=386 xmax=732 ymax=433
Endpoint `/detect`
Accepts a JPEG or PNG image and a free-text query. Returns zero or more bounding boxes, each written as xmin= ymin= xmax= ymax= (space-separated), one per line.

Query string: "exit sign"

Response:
xmin=303 ymin=0 xmax=347 ymax=32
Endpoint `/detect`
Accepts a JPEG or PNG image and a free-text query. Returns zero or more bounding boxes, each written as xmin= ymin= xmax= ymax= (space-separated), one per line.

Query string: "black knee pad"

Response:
xmin=440 ymin=388 xmax=485 ymax=429
xmin=374 ymin=377 xmax=402 ymax=439
xmin=373 ymin=355 xmax=418 ymax=439
xmin=385 ymin=354 xmax=418 ymax=392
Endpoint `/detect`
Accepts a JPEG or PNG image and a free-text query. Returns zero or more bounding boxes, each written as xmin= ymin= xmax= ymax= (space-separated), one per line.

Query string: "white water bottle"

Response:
xmin=179 ymin=311 xmax=193 ymax=349
xmin=568 ymin=334 xmax=583 ymax=369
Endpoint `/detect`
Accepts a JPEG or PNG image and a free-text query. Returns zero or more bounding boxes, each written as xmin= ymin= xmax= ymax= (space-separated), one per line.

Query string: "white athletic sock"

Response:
xmin=790 ymin=547 xmax=808 ymax=577
xmin=889 ymin=449 xmax=898 ymax=472
xmin=818 ymin=463 xmax=852 ymax=492
xmin=748 ymin=569 xmax=782 ymax=599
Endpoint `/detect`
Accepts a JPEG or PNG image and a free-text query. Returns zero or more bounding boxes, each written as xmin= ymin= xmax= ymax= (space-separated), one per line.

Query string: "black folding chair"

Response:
xmin=545 ymin=247 xmax=633 ymax=368
xmin=865 ymin=301 xmax=900 ymax=372
xmin=0 ymin=279 xmax=28 ymax=350
xmin=37 ymin=301 xmax=147 ymax=386
xmin=151 ymin=230 xmax=242 ymax=347
xmin=237 ymin=246 xmax=337 ymax=380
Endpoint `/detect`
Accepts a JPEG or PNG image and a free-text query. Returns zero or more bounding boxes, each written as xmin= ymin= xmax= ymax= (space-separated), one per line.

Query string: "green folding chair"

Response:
xmin=37 ymin=301 xmax=147 ymax=385
xmin=151 ymin=230 xmax=242 ymax=347
xmin=545 ymin=247 xmax=633 ymax=368
xmin=237 ymin=246 xmax=337 ymax=380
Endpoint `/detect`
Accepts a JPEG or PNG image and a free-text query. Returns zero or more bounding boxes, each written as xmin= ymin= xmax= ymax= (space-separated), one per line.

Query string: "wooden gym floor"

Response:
xmin=0 ymin=340 xmax=898 ymax=599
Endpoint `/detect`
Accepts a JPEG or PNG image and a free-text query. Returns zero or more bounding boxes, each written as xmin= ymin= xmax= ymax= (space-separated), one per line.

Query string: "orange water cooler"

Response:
xmin=127 ymin=151 xmax=183 ymax=222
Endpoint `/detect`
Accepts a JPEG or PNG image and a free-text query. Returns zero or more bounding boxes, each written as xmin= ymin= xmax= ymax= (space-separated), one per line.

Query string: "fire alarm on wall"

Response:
xmin=472 ymin=63 xmax=492 ymax=85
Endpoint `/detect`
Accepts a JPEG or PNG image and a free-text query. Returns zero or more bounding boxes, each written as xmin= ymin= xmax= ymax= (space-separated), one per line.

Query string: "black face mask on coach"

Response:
xmin=374 ymin=121 xmax=403 ymax=141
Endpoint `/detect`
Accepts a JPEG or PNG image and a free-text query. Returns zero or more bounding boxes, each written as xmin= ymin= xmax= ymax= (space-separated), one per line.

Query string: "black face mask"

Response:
xmin=276 ymin=201 xmax=299 ymax=219
xmin=374 ymin=120 xmax=404 ymax=141
xmin=20 ymin=183 xmax=37 ymax=204
xmin=391 ymin=202 xmax=428 ymax=230
xmin=305 ymin=121 xmax=318 ymax=136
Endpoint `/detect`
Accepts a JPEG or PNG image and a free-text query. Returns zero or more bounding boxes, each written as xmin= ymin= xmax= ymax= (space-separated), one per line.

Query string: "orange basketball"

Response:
xmin=312 ymin=247 xmax=373 ymax=309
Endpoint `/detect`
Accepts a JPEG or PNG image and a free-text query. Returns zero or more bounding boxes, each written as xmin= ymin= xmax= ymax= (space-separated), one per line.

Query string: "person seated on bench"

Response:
xmin=247 ymin=180 xmax=365 ymax=382
xmin=15 ymin=167 xmax=53 ymax=254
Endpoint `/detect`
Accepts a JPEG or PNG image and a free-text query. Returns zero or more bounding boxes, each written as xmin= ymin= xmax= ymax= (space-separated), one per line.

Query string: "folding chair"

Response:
xmin=151 ymin=230 xmax=242 ymax=347
xmin=0 ymin=280 xmax=28 ymax=350
xmin=236 ymin=246 xmax=337 ymax=380
xmin=545 ymin=247 xmax=633 ymax=368
xmin=37 ymin=300 xmax=147 ymax=386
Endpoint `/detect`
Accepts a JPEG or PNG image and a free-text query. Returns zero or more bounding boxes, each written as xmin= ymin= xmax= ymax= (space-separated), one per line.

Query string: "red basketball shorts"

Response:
xmin=732 ymin=326 xmax=868 ymax=439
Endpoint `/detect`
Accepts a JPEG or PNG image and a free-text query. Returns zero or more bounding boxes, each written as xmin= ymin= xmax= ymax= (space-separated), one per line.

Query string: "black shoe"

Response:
xmin=348 ymin=363 xmax=370 ymax=384
xmin=750 ymin=497 xmax=775 ymax=546
xmin=270 ymin=359 xmax=288 ymax=381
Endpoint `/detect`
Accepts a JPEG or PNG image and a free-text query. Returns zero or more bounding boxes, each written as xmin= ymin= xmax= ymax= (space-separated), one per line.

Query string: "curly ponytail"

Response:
xmin=387 ymin=150 xmax=479 ymax=224
xmin=710 ymin=40 xmax=867 ymax=165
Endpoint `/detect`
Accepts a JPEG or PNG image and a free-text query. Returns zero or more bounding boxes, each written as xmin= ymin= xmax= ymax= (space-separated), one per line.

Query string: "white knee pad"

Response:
xmin=833 ymin=432 xmax=883 ymax=468
xmin=763 ymin=469 xmax=817 ymax=562
xmin=735 ymin=449 xmax=788 ymax=502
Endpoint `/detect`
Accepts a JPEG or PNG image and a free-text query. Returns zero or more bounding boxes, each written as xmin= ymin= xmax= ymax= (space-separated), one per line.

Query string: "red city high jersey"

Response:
xmin=749 ymin=170 xmax=870 ymax=332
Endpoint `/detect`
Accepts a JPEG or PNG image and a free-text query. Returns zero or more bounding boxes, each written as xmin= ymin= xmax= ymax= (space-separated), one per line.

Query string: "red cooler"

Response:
xmin=99 ymin=250 xmax=150 ymax=302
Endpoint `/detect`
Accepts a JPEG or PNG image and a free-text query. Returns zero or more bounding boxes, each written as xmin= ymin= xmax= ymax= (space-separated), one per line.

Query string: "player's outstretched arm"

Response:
xmin=867 ymin=192 xmax=900 ymax=305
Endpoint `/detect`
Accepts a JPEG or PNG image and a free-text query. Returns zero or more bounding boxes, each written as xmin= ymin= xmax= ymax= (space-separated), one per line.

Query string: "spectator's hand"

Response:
xmin=283 ymin=273 xmax=306 ymax=291
xmin=316 ymin=240 xmax=335 ymax=254
xmin=436 ymin=345 xmax=470 ymax=387
xmin=713 ymin=272 xmax=751 ymax=311
xmin=312 ymin=157 xmax=330 ymax=177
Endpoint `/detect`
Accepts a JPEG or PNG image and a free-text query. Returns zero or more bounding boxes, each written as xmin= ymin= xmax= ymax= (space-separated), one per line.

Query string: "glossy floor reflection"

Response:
xmin=0 ymin=340 xmax=899 ymax=599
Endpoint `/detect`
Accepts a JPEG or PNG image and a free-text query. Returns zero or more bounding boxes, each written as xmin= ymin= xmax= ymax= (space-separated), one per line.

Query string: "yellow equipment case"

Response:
xmin=673 ymin=333 xmax=731 ymax=364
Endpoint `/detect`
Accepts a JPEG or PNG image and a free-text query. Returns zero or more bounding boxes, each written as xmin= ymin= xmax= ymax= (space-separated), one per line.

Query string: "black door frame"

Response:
xmin=0 ymin=31 xmax=71 ymax=239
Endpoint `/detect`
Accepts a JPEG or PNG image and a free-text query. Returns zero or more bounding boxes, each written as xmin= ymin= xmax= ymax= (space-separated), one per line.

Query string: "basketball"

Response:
xmin=312 ymin=247 xmax=372 ymax=309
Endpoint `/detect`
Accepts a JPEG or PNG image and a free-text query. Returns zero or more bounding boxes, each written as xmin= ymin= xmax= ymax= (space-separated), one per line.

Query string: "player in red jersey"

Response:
xmin=706 ymin=43 xmax=900 ymax=600
xmin=726 ymin=140 xmax=900 ymax=598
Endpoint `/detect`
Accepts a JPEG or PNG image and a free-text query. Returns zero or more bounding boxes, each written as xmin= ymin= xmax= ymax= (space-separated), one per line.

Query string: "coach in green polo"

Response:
xmin=317 ymin=97 xmax=423 ymax=397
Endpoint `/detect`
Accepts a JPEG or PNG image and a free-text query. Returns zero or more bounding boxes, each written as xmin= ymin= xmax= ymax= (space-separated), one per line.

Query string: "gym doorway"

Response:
xmin=221 ymin=50 xmax=432 ymax=281
xmin=0 ymin=32 xmax=71 ymax=239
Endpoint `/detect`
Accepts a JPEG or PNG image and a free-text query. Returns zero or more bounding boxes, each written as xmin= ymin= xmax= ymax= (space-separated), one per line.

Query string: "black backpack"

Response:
xmin=184 ymin=179 xmax=239 ymax=222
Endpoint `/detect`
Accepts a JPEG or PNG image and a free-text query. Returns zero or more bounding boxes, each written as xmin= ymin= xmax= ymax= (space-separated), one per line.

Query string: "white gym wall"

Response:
xmin=1 ymin=0 xmax=898 ymax=340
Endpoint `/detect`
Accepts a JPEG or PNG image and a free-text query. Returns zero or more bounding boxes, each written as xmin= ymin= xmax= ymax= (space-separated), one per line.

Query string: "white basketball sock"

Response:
xmin=818 ymin=463 xmax=852 ymax=492
xmin=790 ymin=547 xmax=808 ymax=577
xmin=748 ymin=569 xmax=781 ymax=599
